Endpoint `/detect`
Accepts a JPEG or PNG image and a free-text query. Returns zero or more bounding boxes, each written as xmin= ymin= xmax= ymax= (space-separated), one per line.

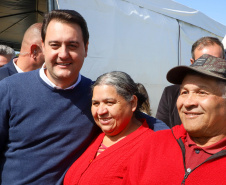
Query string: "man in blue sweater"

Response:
xmin=0 ymin=10 xmax=100 ymax=185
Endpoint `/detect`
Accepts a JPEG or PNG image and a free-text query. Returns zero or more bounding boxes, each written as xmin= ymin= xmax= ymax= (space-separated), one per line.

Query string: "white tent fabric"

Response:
xmin=126 ymin=0 xmax=226 ymax=37
xmin=57 ymin=0 xmax=226 ymax=115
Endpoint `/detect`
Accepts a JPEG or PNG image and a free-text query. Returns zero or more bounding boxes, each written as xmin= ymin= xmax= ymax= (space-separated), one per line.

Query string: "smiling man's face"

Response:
xmin=177 ymin=74 xmax=226 ymax=138
xmin=42 ymin=20 xmax=88 ymax=89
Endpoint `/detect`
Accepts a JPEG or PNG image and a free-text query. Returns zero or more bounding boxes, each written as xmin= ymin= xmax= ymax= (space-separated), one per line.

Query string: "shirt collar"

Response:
xmin=39 ymin=64 xmax=81 ymax=90
xmin=185 ymin=133 xmax=226 ymax=154
xmin=13 ymin=58 xmax=24 ymax=73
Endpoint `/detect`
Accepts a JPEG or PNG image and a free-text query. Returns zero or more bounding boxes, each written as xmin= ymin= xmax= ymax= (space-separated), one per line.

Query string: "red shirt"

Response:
xmin=184 ymin=133 xmax=226 ymax=170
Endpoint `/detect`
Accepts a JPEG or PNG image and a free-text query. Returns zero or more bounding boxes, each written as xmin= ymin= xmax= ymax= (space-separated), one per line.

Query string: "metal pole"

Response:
xmin=47 ymin=0 xmax=55 ymax=12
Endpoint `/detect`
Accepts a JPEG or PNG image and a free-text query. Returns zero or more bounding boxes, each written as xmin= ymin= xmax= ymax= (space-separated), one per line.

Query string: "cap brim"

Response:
xmin=167 ymin=65 xmax=226 ymax=84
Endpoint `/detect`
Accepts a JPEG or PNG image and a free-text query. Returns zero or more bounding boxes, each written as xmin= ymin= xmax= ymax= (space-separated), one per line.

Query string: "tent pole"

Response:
xmin=47 ymin=0 xmax=55 ymax=11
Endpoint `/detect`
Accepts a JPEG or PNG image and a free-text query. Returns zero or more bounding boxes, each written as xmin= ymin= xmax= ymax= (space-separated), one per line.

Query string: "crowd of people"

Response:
xmin=0 ymin=9 xmax=225 ymax=185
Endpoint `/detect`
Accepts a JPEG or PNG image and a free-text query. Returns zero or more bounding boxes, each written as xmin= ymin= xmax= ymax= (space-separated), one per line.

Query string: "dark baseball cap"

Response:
xmin=167 ymin=54 xmax=226 ymax=84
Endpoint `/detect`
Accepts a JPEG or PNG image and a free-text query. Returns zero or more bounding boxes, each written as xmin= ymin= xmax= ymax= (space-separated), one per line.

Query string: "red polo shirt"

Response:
xmin=184 ymin=133 xmax=226 ymax=170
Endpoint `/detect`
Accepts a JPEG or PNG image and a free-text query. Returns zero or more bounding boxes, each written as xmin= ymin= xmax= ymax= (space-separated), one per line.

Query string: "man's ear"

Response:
xmin=30 ymin=44 xmax=38 ymax=58
xmin=190 ymin=58 xmax=195 ymax=64
xmin=84 ymin=41 xmax=89 ymax=58
xmin=41 ymin=40 xmax=45 ymax=53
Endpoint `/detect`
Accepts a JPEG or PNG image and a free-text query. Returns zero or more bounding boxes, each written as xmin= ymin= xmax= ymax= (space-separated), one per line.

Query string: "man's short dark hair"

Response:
xmin=41 ymin=10 xmax=89 ymax=45
xmin=191 ymin=36 xmax=225 ymax=59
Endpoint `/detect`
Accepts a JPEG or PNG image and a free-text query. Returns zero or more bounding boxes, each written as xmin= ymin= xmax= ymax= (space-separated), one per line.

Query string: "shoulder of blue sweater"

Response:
xmin=138 ymin=112 xmax=169 ymax=131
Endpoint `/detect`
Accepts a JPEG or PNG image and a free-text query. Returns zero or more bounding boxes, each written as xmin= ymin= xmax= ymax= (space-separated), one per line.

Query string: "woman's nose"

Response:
xmin=97 ymin=104 xmax=108 ymax=115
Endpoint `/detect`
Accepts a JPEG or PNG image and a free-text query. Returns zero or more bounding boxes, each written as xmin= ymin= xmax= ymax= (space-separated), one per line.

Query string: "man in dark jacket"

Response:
xmin=0 ymin=23 xmax=44 ymax=80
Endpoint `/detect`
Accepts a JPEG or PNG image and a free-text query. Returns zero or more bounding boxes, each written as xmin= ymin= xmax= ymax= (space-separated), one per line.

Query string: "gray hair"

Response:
xmin=92 ymin=71 xmax=147 ymax=117
xmin=218 ymin=80 xmax=226 ymax=99
xmin=0 ymin=45 xmax=15 ymax=60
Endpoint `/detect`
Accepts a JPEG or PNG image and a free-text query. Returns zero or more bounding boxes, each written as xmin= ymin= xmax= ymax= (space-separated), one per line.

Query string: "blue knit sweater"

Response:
xmin=0 ymin=70 xmax=99 ymax=185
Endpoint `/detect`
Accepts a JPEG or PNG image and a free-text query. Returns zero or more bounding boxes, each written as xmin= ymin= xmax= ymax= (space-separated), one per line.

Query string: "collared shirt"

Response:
xmin=184 ymin=133 xmax=226 ymax=170
xmin=39 ymin=65 xmax=81 ymax=90
xmin=13 ymin=58 xmax=24 ymax=73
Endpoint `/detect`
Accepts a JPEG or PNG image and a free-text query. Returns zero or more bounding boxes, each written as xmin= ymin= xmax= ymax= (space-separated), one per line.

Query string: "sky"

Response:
xmin=174 ymin=0 xmax=226 ymax=26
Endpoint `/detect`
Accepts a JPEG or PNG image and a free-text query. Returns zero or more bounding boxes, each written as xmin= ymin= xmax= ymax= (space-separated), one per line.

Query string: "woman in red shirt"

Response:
xmin=64 ymin=71 xmax=154 ymax=185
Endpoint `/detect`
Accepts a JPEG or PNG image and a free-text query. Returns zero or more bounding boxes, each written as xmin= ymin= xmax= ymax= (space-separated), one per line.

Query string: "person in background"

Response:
xmin=136 ymin=83 xmax=152 ymax=116
xmin=123 ymin=54 xmax=226 ymax=185
xmin=0 ymin=23 xmax=44 ymax=80
xmin=156 ymin=36 xmax=225 ymax=128
xmin=0 ymin=44 xmax=15 ymax=67
xmin=64 ymin=71 xmax=155 ymax=185
xmin=0 ymin=10 xmax=99 ymax=185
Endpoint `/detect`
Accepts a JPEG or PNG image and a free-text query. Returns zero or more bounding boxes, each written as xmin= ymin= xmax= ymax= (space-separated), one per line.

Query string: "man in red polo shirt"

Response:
xmin=123 ymin=54 xmax=226 ymax=185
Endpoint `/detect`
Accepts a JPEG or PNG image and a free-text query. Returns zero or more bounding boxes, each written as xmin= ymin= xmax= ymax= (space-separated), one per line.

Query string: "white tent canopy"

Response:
xmin=126 ymin=0 xmax=226 ymax=37
xmin=57 ymin=0 xmax=226 ymax=115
